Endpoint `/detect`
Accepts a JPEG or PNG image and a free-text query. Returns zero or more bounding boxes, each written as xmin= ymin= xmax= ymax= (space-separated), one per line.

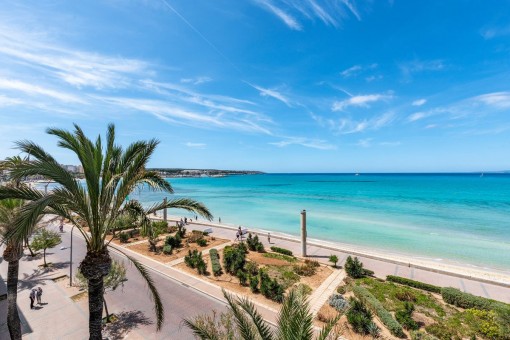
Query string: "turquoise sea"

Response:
xmin=119 ymin=174 xmax=510 ymax=271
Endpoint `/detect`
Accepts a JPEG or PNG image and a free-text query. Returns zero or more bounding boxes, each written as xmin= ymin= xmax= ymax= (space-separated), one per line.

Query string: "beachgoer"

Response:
xmin=267 ymin=232 xmax=271 ymax=244
xmin=184 ymin=217 xmax=187 ymax=224
xmin=36 ymin=287 xmax=43 ymax=304
xmin=195 ymin=215 xmax=197 ymax=221
xmin=30 ymin=289 xmax=36 ymax=309
xmin=59 ymin=218 xmax=64 ymax=233
xmin=219 ymin=217 xmax=221 ymax=223
xmin=235 ymin=231 xmax=240 ymax=241
xmin=238 ymin=226 xmax=242 ymax=241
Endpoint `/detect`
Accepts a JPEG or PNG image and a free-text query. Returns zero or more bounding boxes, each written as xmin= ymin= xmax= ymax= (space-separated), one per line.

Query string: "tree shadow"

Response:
xmin=104 ymin=310 xmax=152 ymax=339
xmin=18 ymin=261 xmax=69 ymax=290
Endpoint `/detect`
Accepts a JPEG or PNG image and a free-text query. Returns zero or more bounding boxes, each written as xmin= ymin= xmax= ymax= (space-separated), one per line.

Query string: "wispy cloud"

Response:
xmin=0 ymin=78 xmax=85 ymax=103
xmin=269 ymin=136 xmax=336 ymax=150
xmin=331 ymin=93 xmax=392 ymax=111
xmin=412 ymin=98 xmax=427 ymax=106
xmin=180 ymin=76 xmax=212 ymax=85
xmin=474 ymin=92 xmax=510 ymax=109
xmin=253 ymin=0 xmax=363 ymax=30
xmin=480 ymin=25 xmax=510 ymax=39
xmin=247 ymin=83 xmax=292 ymax=106
xmin=356 ymin=138 xmax=372 ymax=147
xmin=340 ymin=63 xmax=377 ymax=78
xmin=184 ymin=142 xmax=206 ymax=148
xmin=379 ymin=141 xmax=401 ymax=146
xmin=399 ymin=59 xmax=445 ymax=81
xmin=313 ymin=111 xmax=396 ymax=134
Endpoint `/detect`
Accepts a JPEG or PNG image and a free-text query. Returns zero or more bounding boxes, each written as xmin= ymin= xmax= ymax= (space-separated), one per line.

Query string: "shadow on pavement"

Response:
xmin=18 ymin=261 xmax=69 ymax=290
xmin=104 ymin=310 xmax=152 ymax=339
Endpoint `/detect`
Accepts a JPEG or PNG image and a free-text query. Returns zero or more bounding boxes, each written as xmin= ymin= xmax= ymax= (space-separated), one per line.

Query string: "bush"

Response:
xmin=185 ymin=249 xmax=206 ymax=275
xmin=328 ymin=294 xmax=350 ymax=312
xmin=197 ymin=238 xmax=207 ymax=247
xmin=151 ymin=220 xmax=169 ymax=234
xmin=165 ymin=234 xmax=182 ymax=248
xmin=425 ymin=323 xmax=458 ymax=340
xmin=245 ymin=261 xmax=259 ymax=276
xmin=465 ymin=308 xmax=503 ymax=339
xmin=223 ymin=245 xmax=247 ymax=275
xmin=345 ymin=256 xmax=367 ymax=278
xmin=293 ymin=259 xmax=319 ymax=276
xmin=353 ymin=285 xmax=405 ymax=337
xmin=237 ymin=270 xmax=248 ymax=286
xmin=270 ymin=246 xmax=293 ymax=256
xmin=346 ymin=297 xmax=375 ymax=335
xmin=296 ymin=283 xmax=312 ymax=296
xmin=209 ymin=249 xmax=222 ymax=276
xmin=249 ymin=275 xmax=259 ymax=293
xmin=329 ymin=254 xmax=339 ymax=267
xmin=259 ymin=270 xmax=284 ymax=303
xmin=246 ymin=233 xmax=265 ymax=252
xmin=163 ymin=245 xmax=172 ymax=255
xmin=410 ymin=330 xmax=440 ymax=340
xmin=387 ymin=275 xmax=442 ymax=293
xmin=395 ymin=290 xmax=417 ymax=302
xmin=395 ymin=302 xmax=419 ymax=330
xmin=337 ymin=285 xmax=346 ymax=294
xmin=119 ymin=232 xmax=129 ymax=243
xmin=177 ymin=225 xmax=186 ymax=238
xmin=188 ymin=230 xmax=204 ymax=243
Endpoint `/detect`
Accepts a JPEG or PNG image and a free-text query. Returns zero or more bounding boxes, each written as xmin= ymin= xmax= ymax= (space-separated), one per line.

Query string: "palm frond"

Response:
xmin=148 ymin=198 xmax=213 ymax=221
xmin=222 ymin=290 xmax=258 ymax=340
xmin=181 ymin=318 xmax=221 ymax=340
xmin=111 ymin=248 xmax=164 ymax=330
xmin=237 ymin=296 xmax=274 ymax=340
xmin=315 ymin=314 xmax=340 ymax=340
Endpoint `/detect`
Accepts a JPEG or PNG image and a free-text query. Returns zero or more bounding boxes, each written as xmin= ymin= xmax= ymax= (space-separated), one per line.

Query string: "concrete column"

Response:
xmin=163 ymin=197 xmax=167 ymax=221
xmin=301 ymin=209 xmax=307 ymax=257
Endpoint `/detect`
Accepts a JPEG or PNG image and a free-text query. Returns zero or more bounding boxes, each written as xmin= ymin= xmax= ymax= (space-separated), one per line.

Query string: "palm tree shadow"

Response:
xmin=18 ymin=261 xmax=69 ymax=290
xmin=103 ymin=310 xmax=152 ymax=339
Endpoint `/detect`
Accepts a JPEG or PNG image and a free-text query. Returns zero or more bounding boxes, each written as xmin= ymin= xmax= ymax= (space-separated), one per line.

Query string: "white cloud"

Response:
xmin=341 ymin=63 xmax=378 ymax=78
xmin=331 ymin=93 xmax=392 ymax=111
xmin=321 ymin=111 xmax=396 ymax=134
xmin=269 ymin=137 xmax=336 ymax=150
xmin=340 ymin=0 xmax=361 ymax=21
xmin=180 ymin=76 xmax=212 ymax=85
xmin=356 ymin=138 xmax=372 ymax=148
xmin=255 ymin=0 xmax=302 ymax=31
xmin=0 ymin=78 xmax=85 ymax=103
xmin=474 ymin=92 xmax=510 ymax=109
xmin=412 ymin=98 xmax=427 ymax=106
xmin=399 ymin=59 xmax=445 ymax=80
xmin=248 ymin=83 xmax=292 ymax=106
xmin=340 ymin=65 xmax=362 ymax=77
xmin=480 ymin=25 xmax=510 ymax=39
xmin=184 ymin=142 xmax=206 ymax=148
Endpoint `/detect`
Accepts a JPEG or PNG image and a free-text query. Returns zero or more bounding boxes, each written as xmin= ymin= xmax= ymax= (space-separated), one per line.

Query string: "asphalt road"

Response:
xmin=45 ymin=223 xmax=227 ymax=339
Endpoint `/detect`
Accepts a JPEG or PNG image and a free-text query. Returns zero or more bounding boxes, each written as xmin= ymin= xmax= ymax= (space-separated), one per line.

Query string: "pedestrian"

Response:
xmin=238 ymin=226 xmax=242 ymax=241
xmin=184 ymin=217 xmax=187 ymax=224
xmin=36 ymin=287 xmax=43 ymax=304
xmin=219 ymin=217 xmax=221 ymax=223
xmin=29 ymin=289 xmax=36 ymax=309
xmin=235 ymin=231 xmax=240 ymax=242
xmin=195 ymin=215 xmax=197 ymax=221
xmin=267 ymin=232 xmax=271 ymax=244
xmin=59 ymin=218 xmax=64 ymax=233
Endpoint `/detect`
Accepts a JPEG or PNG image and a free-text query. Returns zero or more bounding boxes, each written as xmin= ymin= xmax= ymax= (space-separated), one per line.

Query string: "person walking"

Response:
xmin=29 ymin=289 xmax=36 ymax=309
xmin=184 ymin=217 xmax=187 ymax=224
xmin=267 ymin=232 xmax=271 ymax=244
xmin=219 ymin=217 xmax=221 ymax=223
xmin=59 ymin=218 xmax=64 ymax=232
xmin=36 ymin=287 xmax=43 ymax=304
xmin=238 ymin=226 xmax=243 ymax=241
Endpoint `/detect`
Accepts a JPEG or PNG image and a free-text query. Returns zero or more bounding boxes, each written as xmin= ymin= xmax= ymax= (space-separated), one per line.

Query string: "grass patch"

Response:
xmin=70 ymin=291 xmax=88 ymax=302
xmin=262 ymin=252 xmax=297 ymax=263
xmin=266 ymin=265 xmax=300 ymax=289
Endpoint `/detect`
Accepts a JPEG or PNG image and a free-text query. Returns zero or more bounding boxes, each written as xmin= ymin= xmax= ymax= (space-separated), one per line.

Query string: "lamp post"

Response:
xmin=69 ymin=224 xmax=76 ymax=287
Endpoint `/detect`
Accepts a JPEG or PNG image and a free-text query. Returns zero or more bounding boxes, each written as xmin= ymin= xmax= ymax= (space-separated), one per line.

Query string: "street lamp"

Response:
xmin=69 ymin=224 xmax=76 ymax=287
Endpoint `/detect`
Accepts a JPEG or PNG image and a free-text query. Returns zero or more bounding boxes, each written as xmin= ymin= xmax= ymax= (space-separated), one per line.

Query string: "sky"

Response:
xmin=0 ymin=0 xmax=509 ymax=172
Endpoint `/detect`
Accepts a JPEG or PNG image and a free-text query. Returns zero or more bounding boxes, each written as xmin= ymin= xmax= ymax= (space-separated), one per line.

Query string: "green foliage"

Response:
xmin=151 ymin=221 xmax=169 ymax=234
xmin=165 ymin=234 xmax=181 ymax=248
xmin=237 ymin=270 xmax=248 ymax=286
xmin=293 ymin=259 xmax=319 ymax=276
xmin=185 ymin=249 xmax=206 ymax=275
xmin=345 ymin=256 xmax=367 ymax=278
xmin=295 ymin=283 xmax=312 ymax=297
xmin=465 ymin=308 xmax=506 ymax=339
xmin=262 ymin=252 xmax=297 ymax=263
xmin=196 ymin=238 xmax=207 ymax=247
xmin=249 ymin=275 xmax=259 ymax=293
xmin=31 ymin=228 xmax=62 ymax=266
xmin=223 ymin=244 xmax=247 ymax=275
xmin=346 ymin=297 xmax=377 ymax=335
xmin=177 ymin=225 xmax=186 ymax=238
xmin=411 ymin=330 xmax=440 ymax=340
xmin=387 ymin=275 xmax=442 ymax=293
xmin=441 ymin=287 xmax=495 ymax=310
xmin=337 ymin=285 xmax=346 ymax=294
xmin=119 ymin=232 xmax=129 ymax=243
xmin=209 ymin=249 xmax=222 ymax=276
xmin=246 ymin=233 xmax=265 ymax=252
xmin=395 ymin=302 xmax=419 ymax=330
xmin=244 ymin=261 xmax=259 ymax=276
xmin=112 ymin=213 xmax=136 ymax=231
xmin=162 ymin=245 xmax=172 ymax=255
xmin=76 ymin=259 xmax=127 ymax=292
xmin=352 ymin=285 xmax=405 ymax=337
xmin=328 ymin=294 xmax=350 ymax=312
xmin=329 ymin=254 xmax=338 ymax=267
xmin=188 ymin=230 xmax=204 ymax=243
xmin=425 ymin=323 xmax=458 ymax=340
xmin=260 ymin=270 xmax=284 ymax=303
xmin=270 ymin=246 xmax=293 ymax=256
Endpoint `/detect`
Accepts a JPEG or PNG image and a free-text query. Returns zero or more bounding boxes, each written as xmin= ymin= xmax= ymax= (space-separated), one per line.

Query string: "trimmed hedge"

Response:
xmin=441 ymin=287 xmax=503 ymax=311
xmin=353 ymin=285 xmax=405 ymax=337
xmin=387 ymin=275 xmax=441 ymax=293
xmin=270 ymin=246 xmax=293 ymax=256
xmin=209 ymin=249 xmax=222 ymax=276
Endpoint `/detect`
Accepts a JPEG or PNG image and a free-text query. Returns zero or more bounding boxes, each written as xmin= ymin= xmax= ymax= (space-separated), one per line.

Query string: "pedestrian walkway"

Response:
xmin=308 ymin=269 xmax=345 ymax=316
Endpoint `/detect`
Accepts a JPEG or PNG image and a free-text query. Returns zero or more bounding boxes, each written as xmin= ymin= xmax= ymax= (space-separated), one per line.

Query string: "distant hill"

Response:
xmin=149 ymin=168 xmax=264 ymax=178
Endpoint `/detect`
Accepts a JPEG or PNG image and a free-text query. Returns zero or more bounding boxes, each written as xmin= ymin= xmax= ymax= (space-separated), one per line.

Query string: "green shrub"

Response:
xmin=237 ymin=270 xmax=248 ymax=286
xmin=165 ymin=234 xmax=182 ymax=248
xmin=270 ymin=246 xmax=293 ymax=256
xmin=209 ymin=249 xmax=222 ymax=276
xmin=249 ymin=275 xmax=259 ymax=293
xmin=441 ymin=287 xmax=495 ymax=310
xmin=177 ymin=225 xmax=186 ymax=238
xmin=465 ymin=308 xmax=503 ymax=339
xmin=328 ymin=294 xmax=350 ymax=312
xmin=337 ymin=285 xmax=346 ymax=294
xmin=293 ymin=259 xmax=320 ymax=276
xmin=119 ymin=232 xmax=129 ymax=243
xmin=345 ymin=256 xmax=367 ymax=278
xmin=410 ymin=330 xmax=440 ymax=340
xmin=346 ymin=297 xmax=376 ymax=335
xmin=425 ymin=323 xmax=458 ymax=340
xmin=245 ymin=261 xmax=259 ymax=276
xmin=329 ymin=254 xmax=339 ymax=267
xmin=197 ymin=238 xmax=207 ymax=247
xmin=163 ymin=245 xmax=172 ymax=255
xmin=259 ymin=270 xmax=284 ymax=303
xmin=387 ymin=275 xmax=442 ymax=293
xmin=353 ymin=285 xmax=404 ymax=337
xmin=151 ymin=220 xmax=169 ymax=234
xmin=223 ymin=245 xmax=247 ymax=275
xmin=395 ymin=302 xmax=419 ymax=330
xmin=184 ymin=249 xmax=206 ymax=275
xmin=262 ymin=253 xmax=296 ymax=263
xmin=255 ymin=243 xmax=264 ymax=252
xmin=296 ymin=283 xmax=312 ymax=296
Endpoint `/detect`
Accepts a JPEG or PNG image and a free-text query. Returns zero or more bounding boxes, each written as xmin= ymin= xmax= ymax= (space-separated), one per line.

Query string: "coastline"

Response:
xmin=162 ymin=214 xmax=510 ymax=287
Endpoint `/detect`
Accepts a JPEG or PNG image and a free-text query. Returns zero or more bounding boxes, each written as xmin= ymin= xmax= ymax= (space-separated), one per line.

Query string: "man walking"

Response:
xmin=59 ymin=218 xmax=64 ymax=232
xmin=36 ymin=287 xmax=43 ymax=304
xmin=29 ymin=289 xmax=36 ymax=309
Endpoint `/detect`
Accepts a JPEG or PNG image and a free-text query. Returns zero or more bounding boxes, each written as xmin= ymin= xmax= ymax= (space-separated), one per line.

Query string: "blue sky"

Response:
xmin=0 ymin=0 xmax=509 ymax=172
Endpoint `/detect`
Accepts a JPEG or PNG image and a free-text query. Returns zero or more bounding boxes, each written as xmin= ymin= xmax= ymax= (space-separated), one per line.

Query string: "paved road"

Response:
xmin=1 ymin=222 xmax=227 ymax=339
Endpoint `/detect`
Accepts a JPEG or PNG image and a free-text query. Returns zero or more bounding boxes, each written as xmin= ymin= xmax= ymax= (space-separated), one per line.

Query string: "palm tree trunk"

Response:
xmin=25 ymin=237 xmax=35 ymax=257
xmin=43 ymin=248 xmax=47 ymax=266
xmin=88 ymin=277 xmax=105 ymax=339
xmin=7 ymin=259 xmax=22 ymax=340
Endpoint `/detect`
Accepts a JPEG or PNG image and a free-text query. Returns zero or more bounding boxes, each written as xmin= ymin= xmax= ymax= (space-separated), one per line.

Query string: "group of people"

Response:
xmin=29 ymin=287 xmax=43 ymax=309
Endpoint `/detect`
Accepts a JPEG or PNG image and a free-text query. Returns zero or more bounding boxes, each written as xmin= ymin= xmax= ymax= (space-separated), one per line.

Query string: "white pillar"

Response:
xmin=163 ymin=197 xmax=167 ymax=221
xmin=301 ymin=209 xmax=307 ymax=257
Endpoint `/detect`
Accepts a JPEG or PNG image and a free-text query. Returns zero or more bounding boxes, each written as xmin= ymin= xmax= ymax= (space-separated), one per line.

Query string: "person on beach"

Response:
xmin=36 ymin=287 xmax=43 ymax=304
xmin=59 ymin=218 xmax=64 ymax=232
xmin=184 ymin=217 xmax=187 ymax=224
xmin=219 ymin=217 xmax=221 ymax=223
xmin=235 ymin=230 xmax=240 ymax=241
xmin=238 ymin=226 xmax=243 ymax=241
xmin=30 ymin=289 xmax=36 ymax=309
xmin=195 ymin=215 xmax=197 ymax=221
xmin=267 ymin=232 xmax=271 ymax=244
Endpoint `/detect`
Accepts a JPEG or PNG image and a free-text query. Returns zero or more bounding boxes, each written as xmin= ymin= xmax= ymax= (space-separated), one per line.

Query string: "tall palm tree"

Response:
xmin=184 ymin=289 xmax=339 ymax=340
xmin=0 ymin=124 xmax=213 ymax=339
xmin=0 ymin=198 xmax=25 ymax=340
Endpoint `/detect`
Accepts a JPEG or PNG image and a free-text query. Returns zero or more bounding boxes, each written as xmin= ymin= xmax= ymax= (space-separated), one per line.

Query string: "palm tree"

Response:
xmin=0 ymin=198 xmax=25 ymax=340
xmin=184 ymin=288 xmax=339 ymax=340
xmin=0 ymin=124 xmax=213 ymax=339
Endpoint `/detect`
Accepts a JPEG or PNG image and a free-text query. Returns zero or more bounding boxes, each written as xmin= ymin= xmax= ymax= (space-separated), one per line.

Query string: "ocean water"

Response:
xmin=62 ymin=173 xmax=510 ymax=271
